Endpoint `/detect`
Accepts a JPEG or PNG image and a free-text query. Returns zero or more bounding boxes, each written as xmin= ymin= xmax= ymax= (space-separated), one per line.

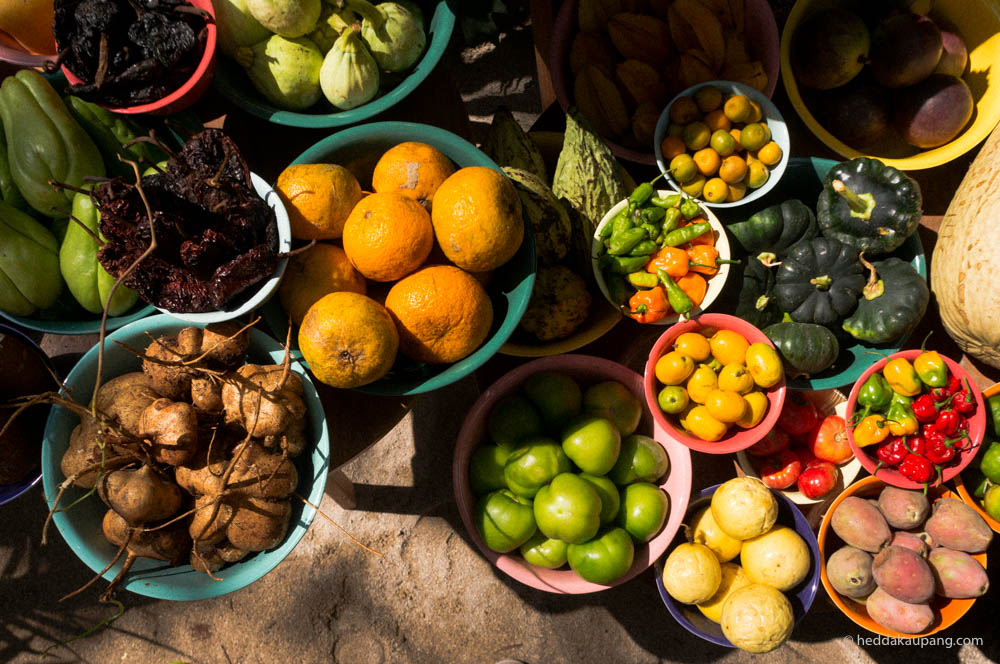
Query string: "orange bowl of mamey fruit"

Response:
xmin=261 ymin=121 xmax=536 ymax=396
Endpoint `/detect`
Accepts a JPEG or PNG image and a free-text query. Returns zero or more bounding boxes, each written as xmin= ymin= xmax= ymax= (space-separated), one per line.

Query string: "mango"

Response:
xmin=0 ymin=201 xmax=61 ymax=316
xmin=866 ymin=587 xmax=934 ymax=635
xmin=878 ymin=486 xmax=930 ymax=530
xmin=831 ymin=496 xmax=891 ymax=553
xmin=928 ymin=548 xmax=989 ymax=598
xmin=889 ymin=531 xmax=928 ymax=557
xmin=872 ymin=546 xmax=935 ymax=604
xmin=826 ymin=546 xmax=875 ymax=598
xmin=924 ymin=498 xmax=993 ymax=553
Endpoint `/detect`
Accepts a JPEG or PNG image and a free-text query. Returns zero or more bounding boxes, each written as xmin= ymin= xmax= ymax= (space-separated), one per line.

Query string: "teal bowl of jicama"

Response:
xmin=41 ymin=314 xmax=330 ymax=601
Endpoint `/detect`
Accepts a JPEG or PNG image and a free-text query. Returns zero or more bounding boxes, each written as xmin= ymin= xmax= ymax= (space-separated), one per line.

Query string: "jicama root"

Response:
xmin=221 ymin=364 xmax=305 ymax=438
xmin=98 ymin=464 xmax=182 ymax=527
xmin=139 ymin=399 xmax=198 ymax=466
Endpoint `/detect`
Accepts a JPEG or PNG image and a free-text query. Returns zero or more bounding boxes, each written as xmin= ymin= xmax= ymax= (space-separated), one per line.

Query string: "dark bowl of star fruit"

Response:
xmin=845 ymin=349 xmax=986 ymax=490
xmin=54 ymin=0 xmax=218 ymax=115
xmin=93 ymin=128 xmax=290 ymax=324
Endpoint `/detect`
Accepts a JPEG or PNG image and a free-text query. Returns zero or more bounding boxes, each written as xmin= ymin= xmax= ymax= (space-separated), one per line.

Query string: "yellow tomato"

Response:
xmin=674 ymin=332 xmax=712 ymax=362
xmin=704 ymin=389 xmax=749 ymax=424
xmin=678 ymin=401 xmax=697 ymax=432
xmin=709 ymin=330 xmax=750 ymax=366
xmin=656 ymin=351 xmax=696 ymax=385
xmin=718 ymin=363 xmax=754 ymax=394
xmin=686 ymin=405 xmax=729 ymax=442
xmin=687 ymin=365 xmax=719 ymax=404
xmin=744 ymin=343 xmax=783 ymax=388
xmin=737 ymin=391 xmax=769 ymax=429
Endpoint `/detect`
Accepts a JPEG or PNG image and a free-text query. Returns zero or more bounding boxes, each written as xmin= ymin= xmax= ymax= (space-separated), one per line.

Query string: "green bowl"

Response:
xmin=263 ymin=121 xmax=537 ymax=396
xmin=212 ymin=2 xmax=455 ymax=128
xmin=0 ymin=301 xmax=155 ymax=335
xmin=715 ymin=157 xmax=927 ymax=391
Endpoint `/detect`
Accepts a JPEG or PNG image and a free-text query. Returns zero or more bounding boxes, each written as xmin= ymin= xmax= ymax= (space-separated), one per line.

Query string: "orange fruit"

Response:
xmin=703 ymin=177 xmax=729 ymax=203
xmin=723 ymin=95 xmax=751 ymax=123
xmin=342 ymin=191 xmax=434 ymax=282
xmin=694 ymin=85 xmax=724 ymax=113
xmin=279 ymin=244 xmax=367 ymax=325
xmin=682 ymin=122 xmax=711 ymax=151
xmin=757 ymin=141 xmax=783 ymax=166
xmin=298 ymin=291 xmax=399 ymax=388
xmin=719 ymin=155 xmax=748 ymax=184
xmin=726 ymin=181 xmax=747 ymax=202
xmin=371 ymin=141 xmax=457 ymax=208
xmin=431 ymin=167 xmax=524 ymax=272
xmin=384 ymin=265 xmax=493 ymax=364
xmin=275 ymin=163 xmax=363 ymax=240
xmin=693 ymin=148 xmax=721 ymax=177
xmin=703 ymin=109 xmax=731 ymax=133
xmin=669 ymin=96 xmax=700 ymax=125
xmin=660 ymin=135 xmax=687 ymax=161
xmin=746 ymin=99 xmax=764 ymax=123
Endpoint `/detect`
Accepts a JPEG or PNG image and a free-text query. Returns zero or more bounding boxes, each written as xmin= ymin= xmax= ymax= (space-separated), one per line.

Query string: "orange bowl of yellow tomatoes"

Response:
xmin=644 ymin=314 xmax=786 ymax=454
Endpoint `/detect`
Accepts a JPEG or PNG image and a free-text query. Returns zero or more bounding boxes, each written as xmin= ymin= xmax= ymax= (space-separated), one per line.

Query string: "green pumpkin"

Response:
xmin=763 ymin=320 xmax=840 ymax=379
xmin=816 ymin=157 xmax=922 ymax=256
xmin=774 ymin=237 xmax=865 ymax=326
xmin=734 ymin=255 xmax=781 ymax=329
xmin=727 ymin=199 xmax=818 ymax=257
xmin=842 ymin=257 xmax=929 ymax=344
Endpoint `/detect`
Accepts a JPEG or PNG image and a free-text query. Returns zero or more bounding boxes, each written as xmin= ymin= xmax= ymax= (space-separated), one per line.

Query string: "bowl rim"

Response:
xmin=548 ymin=0 xmax=780 ymax=166
xmin=655 ymin=482 xmax=821 ymax=648
xmin=779 ymin=0 xmax=1000 ymax=170
xmin=153 ymin=172 xmax=291 ymax=324
xmin=653 ymin=80 xmax=790 ymax=208
xmin=40 ymin=313 xmax=331 ymax=600
xmin=274 ymin=120 xmax=536 ymax=397
xmin=817 ymin=476 xmax=987 ymax=637
xmin=452 ymin=354 xmax=693 ymax=594
xmin=844 ymin=349 xmax=986 ymax=489
xmin=735 ymin=388 xmax=864 ymax=504
xmin=591 ymin=191 xmax=732 ymax=326
xmin=0 ymin=323 xmax=57 ymax=505
xmin=0 ymin=302 xmax=156 ymax=336
xmin=59 ymin=0 xmax=217 ymax=115
xmin=211 ymin=2 xmax=456 ymax=128
xmin=643 ymin=313 xmax=787 ymax=454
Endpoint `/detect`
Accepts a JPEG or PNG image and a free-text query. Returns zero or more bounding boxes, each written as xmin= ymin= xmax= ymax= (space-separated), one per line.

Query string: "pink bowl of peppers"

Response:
xmin=845 ymin=349 xmax=986 ymax=490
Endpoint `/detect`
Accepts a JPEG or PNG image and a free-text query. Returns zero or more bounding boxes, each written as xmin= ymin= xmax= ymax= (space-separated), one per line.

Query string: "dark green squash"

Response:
xmin=763 ymin=320 xmax=840 ymax=378
xmin=842 ymin=256 xmax=929 ymax=344
xmin=816 ymin=157 xmax=922 ymax=256
xmin=774 ymin=237 xmax=865 ymax=326
xmin=734 ymin=255 xmax=781 ymax=329
xmin=727 ymin=199 xmax=818 ymax=257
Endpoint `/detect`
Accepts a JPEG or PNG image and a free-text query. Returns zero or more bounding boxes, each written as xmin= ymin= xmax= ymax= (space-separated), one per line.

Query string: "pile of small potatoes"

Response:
xmin=652 ymin=328 xmax=782 ymax=441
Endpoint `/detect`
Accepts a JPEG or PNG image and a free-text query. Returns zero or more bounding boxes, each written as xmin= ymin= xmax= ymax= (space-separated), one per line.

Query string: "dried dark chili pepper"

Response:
xmin=95 ymin=128 xmax=278 ymax=313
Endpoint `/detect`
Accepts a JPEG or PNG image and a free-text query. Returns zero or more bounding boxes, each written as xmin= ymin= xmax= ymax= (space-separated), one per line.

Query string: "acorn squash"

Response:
xmin=842 ymin=256 xmax=928 ymax=344
xmin=773 ymin=237 xmax=864 ymax=326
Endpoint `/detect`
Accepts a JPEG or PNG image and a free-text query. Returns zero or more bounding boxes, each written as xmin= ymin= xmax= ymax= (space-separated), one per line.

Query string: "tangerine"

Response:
xmin=279 ymin=243 xmax=367 ymax=325
xmin=342 ymin=191 xmax=434 ymax=282
xmin=275 ymin=163 xmax=363 ymax=240
xmin=431 ymin=167 xmax=524 ymax=272
xmin=298 ymin=291 xmax=399 ymax=389
xmin=693 ymin=148 xmax=720 ymax=177
xmin=385 ymin=265 xmax=494 ymax=364
xmin=660 ymin=135 xmax=687 ymax=161
xmin=371 ymin=141 xmax=457 ymax=208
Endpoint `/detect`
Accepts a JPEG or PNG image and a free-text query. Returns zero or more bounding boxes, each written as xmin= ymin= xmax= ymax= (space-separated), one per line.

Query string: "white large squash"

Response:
xmin=931 ymin=123 xmax=1000 ymax=369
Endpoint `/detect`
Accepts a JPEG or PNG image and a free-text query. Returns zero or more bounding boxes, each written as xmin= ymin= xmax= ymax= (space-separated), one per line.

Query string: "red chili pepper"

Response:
xmin=952 ymin=386 xmax=975 ymax=414
xmin=912 ymin=393 xmax=938 ymax=422
xmin=904 ymin=434 xmax=926 ymax=457
xmin=935 ymin=409 xmax=960 ymax=436
xmin=921 ymin=423 xmax=939 ymax=440
xmin=899 ymin=453 xmax=934 ymax=484
xmin=876 ymin=436 xmax=909 ymax=469
xmin=946 ymin=374 xmax=962 ymax=395
xmin=931 ymin=386 xmax=951 ymax=402
xmin=925 ymin=435 xmax=955 ymax=465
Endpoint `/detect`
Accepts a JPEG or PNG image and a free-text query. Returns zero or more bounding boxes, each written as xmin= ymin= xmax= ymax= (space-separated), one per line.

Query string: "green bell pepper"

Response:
xmin=0 ymin=70 xmax=105 ymax=218
xmin=0 ymin=201 xmax=62 ymax=316
xmin=64 ymin=95 xmax=168 ymax=180
xmin=856 ymin=373 xmax=893 ymax=420
xmin=59 ymin=189 xmax=140 ymax=316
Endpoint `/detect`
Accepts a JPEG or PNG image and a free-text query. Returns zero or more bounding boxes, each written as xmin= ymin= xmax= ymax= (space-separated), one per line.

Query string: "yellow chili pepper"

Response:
xmin=887 ymin=410 xmax=919 ymax=437
xmin=882 ymin=358 xmax=922 ymax=396
xmin=854 ymin=414 xmax=890 ymax=447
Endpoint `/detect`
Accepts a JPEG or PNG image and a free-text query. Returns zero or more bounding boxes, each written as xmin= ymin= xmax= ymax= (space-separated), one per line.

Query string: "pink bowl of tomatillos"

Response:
xmin=644 ymin=313 xmax=786 ymax=455
xmin=57 ymin=0 xmax=217 ymax=115
xmin=453 ymin=354 xmax=693 ymax=593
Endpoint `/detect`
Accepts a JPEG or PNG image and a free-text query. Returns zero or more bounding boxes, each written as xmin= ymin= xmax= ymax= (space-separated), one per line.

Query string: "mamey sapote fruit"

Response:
xmin=819 ymin=81 xmax=890 ymax=149
xmin=869 ymin=12 xmax=942 ymax=89
xmin=792 ymin=9 xmax=869 ymax=90
xmin=893 ymin=74 xmax=973 ymax=148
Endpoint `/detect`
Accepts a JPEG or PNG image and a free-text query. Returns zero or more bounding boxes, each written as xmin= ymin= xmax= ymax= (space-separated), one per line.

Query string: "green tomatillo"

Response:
xmin=503 ymin=437 xmax=572 ymax=499
xmin=469 ymin=444 xmax=510 ymax=496
xmin=579 ymin=473 xmax=621 ymax=525
xmin=560 ymin=415 xmax=621 ymax=475
xmin=519 ymin=531 xmax=569 ymax=569
xmin=567 ymin=527 xmax=635 ymax=584
xmin=533 ymin=473 xmax=602 ymax=544
xmin=617 ymin=482 xmax=669 ymax=542
xmin=474 ymin=489 xmax=537 ymax=553
xmin=608 ymin=434 xmax=670 ymax=485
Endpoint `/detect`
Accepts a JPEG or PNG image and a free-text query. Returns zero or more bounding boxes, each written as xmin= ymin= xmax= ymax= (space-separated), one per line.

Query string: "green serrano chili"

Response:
xmin=641 ymin=206 xmax=666 ymax=225
xmin=605 ymin=273 xmax=630 ymax=306
xmin=651 ymin=193 xmax=682 ymax=208
xmin=629 ymin=182 xmax=655 ymax=209
xmin=609 ymin=255 xmax=651 ymax=274
xmin=679 ymin=198 xmax=701 ymax=219
xmin=657 ymin=269 xmax=694 ymax=315
xmin=640 ymin=223 xmax=660 ymax=239
xmin=628 ymin=240 xmax=659 ymax=257
xmin=611 ymin=208 xmax=634 ymax=236
xmin=627 ymin=271 xmax=659 ymax=288
xmin=662 ymin=221 xmax=712 ymax=247
xmin=661 ymin=207 xmax=682 ymax=235
xmin=609 ymin=226 xmax=648 ymax=255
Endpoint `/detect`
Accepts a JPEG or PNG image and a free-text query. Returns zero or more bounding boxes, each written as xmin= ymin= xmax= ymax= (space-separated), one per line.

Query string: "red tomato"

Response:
xmin=797 ymin=461 xmax=838 ymax=499
xmin=756 ymin=450 xmax=802 ymax=490
xmin=809 ymin=415 xmax=851 ymax=464
xmin=776 ymin=393 xmax=820 ymax=435
xmin=746 ymin=428 xmax=790 ymax=457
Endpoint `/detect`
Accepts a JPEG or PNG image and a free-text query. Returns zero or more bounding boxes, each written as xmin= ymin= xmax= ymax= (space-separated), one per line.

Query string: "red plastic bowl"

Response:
xmin=59 ymin=0 xmax=217 ymax=115
xmin=845 ymin=349 xmax=986 ymax=489
xmin=452 ymin=354 xmax=693 ymax=594
xmin=548 ymin=0 xmax=780 ymax=165
xmin=643 ymin=313 xmax=786 ymax=455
